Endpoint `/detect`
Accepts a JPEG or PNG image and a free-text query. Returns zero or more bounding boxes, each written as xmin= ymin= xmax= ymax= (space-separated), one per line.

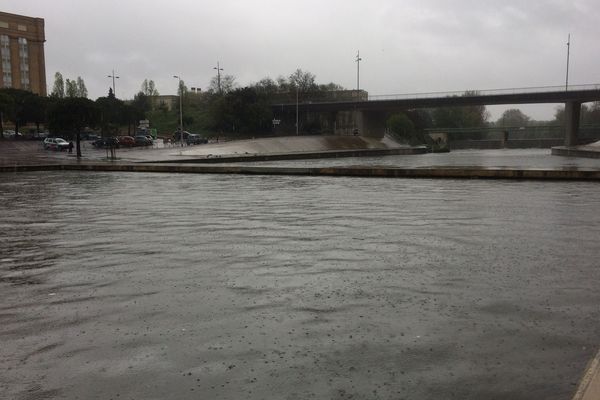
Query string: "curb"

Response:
xmin=2 ymin=163 xmax=600 ymax=180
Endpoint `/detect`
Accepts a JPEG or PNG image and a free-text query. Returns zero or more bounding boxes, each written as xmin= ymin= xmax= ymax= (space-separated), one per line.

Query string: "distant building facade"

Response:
xmin=0 ymin=11 xmax=46 ymax=96
xmin=149 ymin=95 xmax=179 ymax=111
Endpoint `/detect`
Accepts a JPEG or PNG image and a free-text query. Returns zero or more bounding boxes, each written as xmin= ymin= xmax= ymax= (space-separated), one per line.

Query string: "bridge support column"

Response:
xmin=565 ymin=101 xmax=581 ymax=147
xmin=355 ymin=110 xmax=386 ymax=138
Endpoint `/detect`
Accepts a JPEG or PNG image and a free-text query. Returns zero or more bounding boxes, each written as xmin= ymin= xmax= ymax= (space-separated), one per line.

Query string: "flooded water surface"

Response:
xmin=1 ymin=171 xmax=599 ymax=399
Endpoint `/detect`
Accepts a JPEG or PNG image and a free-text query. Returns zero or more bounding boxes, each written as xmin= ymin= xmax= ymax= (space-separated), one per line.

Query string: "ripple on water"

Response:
xmin=0 ymin=171 xmax=599 ymax=400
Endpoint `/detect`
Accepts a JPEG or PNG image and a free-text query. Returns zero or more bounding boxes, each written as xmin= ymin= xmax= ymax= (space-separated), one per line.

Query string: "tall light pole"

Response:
xmin=565 ymin=34 xmax=571 ymax=91
xmin=356 ymin=51 xmax=362 ymax=98
xmin=213 ymin=62 xmax=223 ymax=94
xmin=107 ymin=69 xmax=119 ymax=97
xmin=295 ymin=85 xmax=299 ymax=135
xmin=174 ymin=75 xmax=184 ymax=147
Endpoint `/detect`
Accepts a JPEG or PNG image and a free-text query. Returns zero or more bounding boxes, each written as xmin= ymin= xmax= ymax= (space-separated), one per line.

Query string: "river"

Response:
xmin=1 ymin=171 xmax=599 ymax=399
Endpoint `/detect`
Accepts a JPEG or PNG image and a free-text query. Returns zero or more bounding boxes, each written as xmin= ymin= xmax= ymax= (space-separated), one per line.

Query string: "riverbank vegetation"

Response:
xmin=1 ymin=70 xmax=599 ymax=144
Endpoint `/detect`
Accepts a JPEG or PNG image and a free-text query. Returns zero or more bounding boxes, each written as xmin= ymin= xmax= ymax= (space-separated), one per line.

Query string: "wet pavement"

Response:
xmin=3 ymin=141 xmax=600 ymax=171
xmin=1 ymin=172 xmax=599 ymax=399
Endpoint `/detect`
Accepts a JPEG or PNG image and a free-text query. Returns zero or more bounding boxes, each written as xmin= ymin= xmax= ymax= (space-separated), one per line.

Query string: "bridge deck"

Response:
xmin=274 ymin=85 xmax=600 ymax=111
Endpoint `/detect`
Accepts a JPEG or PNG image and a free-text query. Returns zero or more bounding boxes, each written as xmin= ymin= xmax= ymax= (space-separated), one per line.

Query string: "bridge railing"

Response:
xmin=367 ymin=84 xmax=600 ymax=101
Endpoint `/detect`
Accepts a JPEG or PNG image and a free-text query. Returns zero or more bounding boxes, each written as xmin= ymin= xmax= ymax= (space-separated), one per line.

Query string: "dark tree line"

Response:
xmin=0 ymin=87 xmax=147 ymax=157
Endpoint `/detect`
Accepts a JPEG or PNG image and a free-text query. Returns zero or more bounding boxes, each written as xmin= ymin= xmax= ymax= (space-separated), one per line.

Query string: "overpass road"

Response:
xmin=273 ymin=84 xmax=600 ymax=145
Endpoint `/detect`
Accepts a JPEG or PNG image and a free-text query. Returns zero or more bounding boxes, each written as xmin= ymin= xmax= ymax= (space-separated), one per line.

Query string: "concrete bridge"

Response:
xmin=272 ymin=84 xmax=600 ymax=146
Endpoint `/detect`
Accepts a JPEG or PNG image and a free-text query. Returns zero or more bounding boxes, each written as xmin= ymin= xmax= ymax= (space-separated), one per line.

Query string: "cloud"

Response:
xmin=3 ymin=0 xmax=599 ymax=119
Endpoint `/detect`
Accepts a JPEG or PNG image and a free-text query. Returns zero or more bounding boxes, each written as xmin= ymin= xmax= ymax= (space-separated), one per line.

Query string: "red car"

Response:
xmin=117 ymin=136 xmax=135 ymax=147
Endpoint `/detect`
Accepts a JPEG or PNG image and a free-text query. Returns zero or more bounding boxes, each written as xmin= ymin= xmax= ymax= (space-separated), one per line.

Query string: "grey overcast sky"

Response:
xmin=3 ymin=0 xmax=600 ymax=120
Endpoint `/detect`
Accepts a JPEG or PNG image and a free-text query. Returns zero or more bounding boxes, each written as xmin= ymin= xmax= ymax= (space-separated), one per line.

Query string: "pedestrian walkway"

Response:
xmin=2 ymin=138 xmax=600 ymax=180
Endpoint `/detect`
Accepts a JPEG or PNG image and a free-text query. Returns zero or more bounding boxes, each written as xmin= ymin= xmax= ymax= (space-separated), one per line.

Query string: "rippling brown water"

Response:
xmin=1 ymin=172 xmax=599 ymax=399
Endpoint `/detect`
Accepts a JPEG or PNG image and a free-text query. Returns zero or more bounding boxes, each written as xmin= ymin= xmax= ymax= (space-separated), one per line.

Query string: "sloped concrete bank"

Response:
xmin=3 ymin=163 xmax=600 ymax=180
xmin=552 ymin=140 xmax=600 ymax=159
xmin=552 ymin=146 xmax=600 ymax=159
xmin=147 ymin=146 xmax=427 ymax=164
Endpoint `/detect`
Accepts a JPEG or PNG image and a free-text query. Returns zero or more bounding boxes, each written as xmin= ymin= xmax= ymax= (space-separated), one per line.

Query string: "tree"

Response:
xmin=177 ymin=79 xmax=189 ymax=96
xmin=48 ymin=97 xmax=99 ymax=157
xmin=0 ymin=88 xmax=41 ymax=136
xmin=497 ymin=108 xmax=530 ymax=127
xmin=209 ymin=74 xmax=237 ymax=94
xmin=51 ymin=72 xmax=65 ymax=98
xmin=23 ymin=94 xmax=48 ymax=133
xmin=253 ymin=77 xmax=278 ymax=94
xmin=65 ymin=79 xmax=78 ymax=98
xmin=387 ymin=113 xmax=419 ymax=144
xmin=584 ymin=102 xmax=600 ymax=124
xmin=96 ymin=95 xmax=126 ymax=136
xmin=319 ymin=82 xmax=345 ymax=92
xmin=132 ymin=91 xmax=150 ymax=115
xmin=208 ymin=87 xmax=272 ymax=135
xmin=141 ymin=79 xmax=159 ymax=96
xmin=0 ymin=92 xmax=14 ymax=137
xmin=288 ymin=69 xmax=317 ymax=92
xmin=554 ymin=102 xmax=600 ymax=125
xmin=76 ymin=76 xmax=88 ymax=98
xmin=432 ymin=92 xmax=489 ymax=129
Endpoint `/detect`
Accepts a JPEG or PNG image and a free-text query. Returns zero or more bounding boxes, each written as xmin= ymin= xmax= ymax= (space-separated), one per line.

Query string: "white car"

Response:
xmin=43 ymin=137 xmax=70 ymax=151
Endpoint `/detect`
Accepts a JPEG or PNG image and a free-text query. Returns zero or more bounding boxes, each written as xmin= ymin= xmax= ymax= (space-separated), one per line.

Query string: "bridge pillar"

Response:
xmin=356 ymin=110 xmax=386 ymax=138
xmin=565 ymin=101 xmax=581 ymax=146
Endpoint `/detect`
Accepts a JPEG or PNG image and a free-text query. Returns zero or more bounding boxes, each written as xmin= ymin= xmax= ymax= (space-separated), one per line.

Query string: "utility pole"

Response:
xmin=214 ymin=62 xmax=223 ymax=94
xmin=174 ymin=75 xmax=184 ymax=147
xmin=107 ymin=69 xmax=119 ymax=97
xmin=565 ymin=34 xmax=571 ymax=91
xmin=356 ymin=51 xmax=362 ymax=98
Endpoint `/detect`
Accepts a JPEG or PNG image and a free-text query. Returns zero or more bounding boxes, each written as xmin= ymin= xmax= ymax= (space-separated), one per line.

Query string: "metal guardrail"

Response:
xmin=367 ymin=84 xmax=600 ymax=101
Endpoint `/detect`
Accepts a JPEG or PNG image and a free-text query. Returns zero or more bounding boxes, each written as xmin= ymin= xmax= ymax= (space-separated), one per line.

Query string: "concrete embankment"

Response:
xmin=3 ymin=163 xmax=600 ymax=180
xmin=552 ymin=141 xmax=600 ymax=159
xmin=150 ymin=146 xmax=427 ymax=163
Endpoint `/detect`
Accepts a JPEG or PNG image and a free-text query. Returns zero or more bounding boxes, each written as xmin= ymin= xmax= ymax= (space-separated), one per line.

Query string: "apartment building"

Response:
xmin=0 ymin=11 xmax=46 ymax=96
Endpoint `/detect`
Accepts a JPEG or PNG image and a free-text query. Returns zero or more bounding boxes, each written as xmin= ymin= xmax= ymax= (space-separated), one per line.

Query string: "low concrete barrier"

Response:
xmin=2 ymin=163 xmax=600 ymax=180
xmin=150 ymin=147 xmax=428 ymax=164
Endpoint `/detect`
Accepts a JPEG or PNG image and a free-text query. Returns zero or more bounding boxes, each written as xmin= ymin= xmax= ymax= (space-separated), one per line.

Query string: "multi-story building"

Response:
xmin=0 ymin=11 xmax=46 ymax=96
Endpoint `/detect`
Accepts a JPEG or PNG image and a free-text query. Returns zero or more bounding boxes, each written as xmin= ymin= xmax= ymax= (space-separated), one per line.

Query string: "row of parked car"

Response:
xmin=41 ymin=132 xmax=210 ymax=151
xmin=92 ymin=135 xmax=153 ymax=149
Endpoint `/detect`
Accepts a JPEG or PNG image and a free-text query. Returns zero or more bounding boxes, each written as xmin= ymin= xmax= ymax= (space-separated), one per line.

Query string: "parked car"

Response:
xmin=32 ymin=131 xmax=50 ymax=140
xmin=186 ymin=134 xmax=208 ymax=145
xmin=134 ymin=135 xmax=152 ymax=146
xmin=173 ymin=130 xmax=192 ymax=142
xmin=3 ymin=130 xmax=23 ymax=139
xmin=117 ymin=136 xmax=136 ymax=147
xmin=43 ymin=137 xmax=70 ymax=151
xmin=83 ymin=134 xmax=100 ymax=141
xmin=92 ymin=137 xmax=119 ymax=148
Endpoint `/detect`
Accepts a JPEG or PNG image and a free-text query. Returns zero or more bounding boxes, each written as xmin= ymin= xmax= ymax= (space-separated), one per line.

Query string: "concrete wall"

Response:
xmin=331 ymin=110 xmax=387 ymax=138
xmin=449 ymin=138 xmax=595 ymax=150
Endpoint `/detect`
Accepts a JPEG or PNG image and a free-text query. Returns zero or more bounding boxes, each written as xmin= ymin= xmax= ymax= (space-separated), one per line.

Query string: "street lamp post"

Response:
xmin=174 ymin=75 xmax=184 ymax=147
xmin=107 ymin=69 xmax=119 ymax=97
xmin=354 ymin=51 xmax=362 ymax=135
xmin=565 ymin=34 xmax=571 ymax=91
xmin=356 ymin=51 xmax=362 ymax=98
xmin=295 ymin=86 xmax=299 ymax=135
xmin=213 ymin=62 xmax=223 ymax=94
